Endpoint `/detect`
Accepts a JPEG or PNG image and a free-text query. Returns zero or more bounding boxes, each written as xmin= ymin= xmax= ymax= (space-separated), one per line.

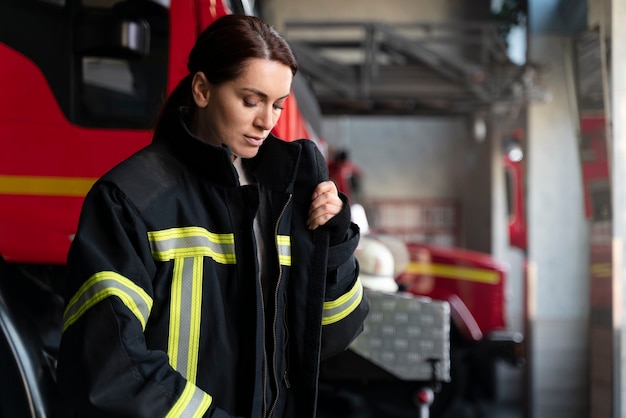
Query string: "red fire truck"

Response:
xmin=0 ymin=1 xmax=523 ymax=417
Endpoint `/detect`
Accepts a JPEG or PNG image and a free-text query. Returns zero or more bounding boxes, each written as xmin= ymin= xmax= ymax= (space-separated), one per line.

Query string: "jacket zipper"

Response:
xmin=266 ymin=194 xmax=292 ymax=418
xmin=258 ymin=252 xmax=269 ymax=416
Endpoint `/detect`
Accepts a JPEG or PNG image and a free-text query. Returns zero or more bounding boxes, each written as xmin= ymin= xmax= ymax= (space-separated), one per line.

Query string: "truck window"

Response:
xmin=76 ymin=0 xmax=169 ymax=129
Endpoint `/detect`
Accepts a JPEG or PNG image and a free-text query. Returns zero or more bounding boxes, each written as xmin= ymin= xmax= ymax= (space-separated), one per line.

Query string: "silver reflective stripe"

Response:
xmin=276 ymin=235 xmax=291 ymax=266
xmin=167 ymin=256 xmax=203 ymax=383
xmin=148 ymin=226 xmax=236 ymax=264
xmin=63 ymin=271 xmax=153 ymax=332
xmin=165 ymin=381 xmax=212 ymax=418
xmin=322 ymin=278 xmax=364 ymax=325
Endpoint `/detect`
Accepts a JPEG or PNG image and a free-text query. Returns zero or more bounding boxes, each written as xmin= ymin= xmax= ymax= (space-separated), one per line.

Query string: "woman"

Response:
xmin=57 ymin=13 xmax=368 ymax=418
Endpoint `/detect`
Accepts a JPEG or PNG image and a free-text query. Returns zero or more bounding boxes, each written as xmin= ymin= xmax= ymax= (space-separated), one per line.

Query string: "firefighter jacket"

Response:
xmin=57 ymin=107 xmax=369 ymax=418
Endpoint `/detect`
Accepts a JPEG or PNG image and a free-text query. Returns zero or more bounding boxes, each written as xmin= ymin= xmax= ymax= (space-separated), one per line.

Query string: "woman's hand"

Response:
xmin=307 ymin=181 xmax=343 ymax=230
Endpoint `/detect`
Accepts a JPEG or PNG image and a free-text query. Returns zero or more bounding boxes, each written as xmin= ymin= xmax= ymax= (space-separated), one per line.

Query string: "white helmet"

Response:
xmin=355 ymin=237 xmax=398 ymax=293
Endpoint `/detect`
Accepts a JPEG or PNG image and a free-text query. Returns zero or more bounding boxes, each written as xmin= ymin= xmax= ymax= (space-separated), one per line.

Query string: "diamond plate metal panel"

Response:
xmin=349 ymin=289 xmax=450 ymax=382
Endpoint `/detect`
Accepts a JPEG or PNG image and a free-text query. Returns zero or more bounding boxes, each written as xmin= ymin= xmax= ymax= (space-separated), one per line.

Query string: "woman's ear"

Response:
xmin=191 ymin=72 xmax=211 ymax=108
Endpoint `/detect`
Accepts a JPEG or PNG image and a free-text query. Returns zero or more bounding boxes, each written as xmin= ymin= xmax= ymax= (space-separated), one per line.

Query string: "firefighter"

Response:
xmin=57 ymin=14 xmax=368 ymax=418
xmin=328 ymin=149 xmax=363 ymax=204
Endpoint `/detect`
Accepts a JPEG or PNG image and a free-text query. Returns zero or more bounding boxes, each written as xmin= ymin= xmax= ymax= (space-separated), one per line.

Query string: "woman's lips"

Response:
xmin=245 ymin=135 xmax=265 ymax=146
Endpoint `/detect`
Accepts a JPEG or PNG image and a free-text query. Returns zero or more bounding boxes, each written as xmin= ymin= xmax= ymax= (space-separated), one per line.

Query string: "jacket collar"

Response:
xmin=245 ymin=134 xmax=302 ymax=194
xmin=155 ymin=107 xmax=302 ymax=191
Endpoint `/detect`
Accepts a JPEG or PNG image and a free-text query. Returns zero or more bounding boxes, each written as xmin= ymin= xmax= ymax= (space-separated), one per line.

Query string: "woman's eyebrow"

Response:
xmin=241 ymin=87 xmax=290 ymax=100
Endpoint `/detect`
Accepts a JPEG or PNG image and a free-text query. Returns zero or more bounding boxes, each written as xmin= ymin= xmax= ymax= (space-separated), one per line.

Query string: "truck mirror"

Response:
xmin=74 ymin=14 xmax=150 ymax=59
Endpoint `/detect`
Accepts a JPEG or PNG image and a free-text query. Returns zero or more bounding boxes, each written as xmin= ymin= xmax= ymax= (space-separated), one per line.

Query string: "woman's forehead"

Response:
xmin=234 ymin=58 xmax=293 ymax=98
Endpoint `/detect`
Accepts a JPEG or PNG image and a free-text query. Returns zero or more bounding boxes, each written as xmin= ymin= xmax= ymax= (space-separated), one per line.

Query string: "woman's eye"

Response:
xmin=244 ymin=100 xmax=257 ymax=107
xmin=273 ymin=100 xmax=286 ymax=110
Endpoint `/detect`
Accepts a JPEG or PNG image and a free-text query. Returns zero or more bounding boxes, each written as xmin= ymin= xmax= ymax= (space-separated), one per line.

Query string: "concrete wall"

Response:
xmin=527 ymin=34 xmax=589 ymax=417
xmin=613 ymin=0 xmax=626 ymax=415
xmin=322 ymin=116 xmax=466 ymax=200
xmin=322 ymin=109 xmax=501 ymax=256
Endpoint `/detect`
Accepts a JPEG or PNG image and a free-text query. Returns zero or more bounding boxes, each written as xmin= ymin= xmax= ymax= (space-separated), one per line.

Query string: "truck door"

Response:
xmin=0 ymin=0 xmax=169 ymax=264
xmin=0 ymin=2 xmax=170 ymax=416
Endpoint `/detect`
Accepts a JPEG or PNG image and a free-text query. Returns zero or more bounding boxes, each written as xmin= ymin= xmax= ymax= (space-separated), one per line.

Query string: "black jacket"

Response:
xmin=57 ymin=108 xmax=369 ymax=418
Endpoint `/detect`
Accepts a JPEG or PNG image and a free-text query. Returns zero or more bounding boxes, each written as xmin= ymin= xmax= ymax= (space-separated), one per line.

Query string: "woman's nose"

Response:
xmin=255 ymin=105 xmax=274 ymax=131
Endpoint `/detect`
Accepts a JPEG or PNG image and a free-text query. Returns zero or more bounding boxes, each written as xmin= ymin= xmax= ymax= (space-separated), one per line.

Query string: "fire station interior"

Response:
xmin=265 ymin=0 xmax=620 ymax=417
xmin=260 ymin=0 xmax=604 ymax=418
xmin=1 ymin=0 xmax=625 ymax=417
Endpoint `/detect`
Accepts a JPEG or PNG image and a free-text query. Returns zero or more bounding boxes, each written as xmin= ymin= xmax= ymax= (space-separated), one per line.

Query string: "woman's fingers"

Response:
xmin=307 ymin=181 xmax=343 ymax=229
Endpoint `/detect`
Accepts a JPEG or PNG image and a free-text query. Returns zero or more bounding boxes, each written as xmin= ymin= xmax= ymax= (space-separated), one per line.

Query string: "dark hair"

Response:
xmin=189 ymin=14 xmax=298 ymax=83
xmin=154 ymin=14 xmax=298 ymax=134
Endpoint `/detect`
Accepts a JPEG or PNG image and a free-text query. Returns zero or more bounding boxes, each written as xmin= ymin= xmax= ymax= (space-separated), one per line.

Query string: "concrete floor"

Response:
xmin=317 ymin=388 xmax=525 ymax=418
xmin=440 ymin=400 xmax=523 ymax=418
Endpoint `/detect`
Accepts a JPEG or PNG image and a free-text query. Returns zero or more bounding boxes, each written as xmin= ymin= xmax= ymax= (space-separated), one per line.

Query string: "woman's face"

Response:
xmin=191 ymin=58 xmax=293 ymax=159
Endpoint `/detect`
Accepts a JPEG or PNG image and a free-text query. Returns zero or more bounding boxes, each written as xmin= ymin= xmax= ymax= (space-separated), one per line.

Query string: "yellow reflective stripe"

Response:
xmin=187 ymin=256 xmax=203 ymax=383
xmin=276 ymin=235 xmax=291 ymax=266
xmin=62 ymin=271 xmax=153 ymax=332
xmin=322 ymin=278 xmax=364 ymax=325
xmin=167 ymin=256 xmax=203 ymax=383
xmin=148 ymin=227 xmax=236 ymax=264
xmin=168 ymin=258 xmax=184 ymax=372
xmin=405 ymin=262 xmax=500 ymax=284
xmin=0 ymin=175 xmax=96 ymax=197
xmin=165 ymin=381 xmax=212 ymax=418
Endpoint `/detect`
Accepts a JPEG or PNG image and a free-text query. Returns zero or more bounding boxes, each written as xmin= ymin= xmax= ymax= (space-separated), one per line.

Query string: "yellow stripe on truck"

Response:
xmin=405 ymin=262 xmax=501 ymax=284
xmin=0 ymin=175 xmax=96 ymax=197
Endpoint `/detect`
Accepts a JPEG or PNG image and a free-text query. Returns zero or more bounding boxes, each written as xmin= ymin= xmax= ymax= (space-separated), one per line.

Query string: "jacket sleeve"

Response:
xmin=305 ymin=141 xmax=370 ymax=360
xmin=57 ymin=182 xmax=243 ymax=418
xmin=320 ymin=209 xmax=370 ymax=360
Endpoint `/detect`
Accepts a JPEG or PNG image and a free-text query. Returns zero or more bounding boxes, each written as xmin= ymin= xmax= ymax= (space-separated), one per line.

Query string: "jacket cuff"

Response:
xmin=325 ymin=192 xmax=352 ymax=246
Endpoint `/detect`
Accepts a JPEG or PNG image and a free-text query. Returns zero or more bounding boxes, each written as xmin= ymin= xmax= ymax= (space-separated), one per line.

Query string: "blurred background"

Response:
xmin=1 ymin=0 xmax=623 ymax=417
